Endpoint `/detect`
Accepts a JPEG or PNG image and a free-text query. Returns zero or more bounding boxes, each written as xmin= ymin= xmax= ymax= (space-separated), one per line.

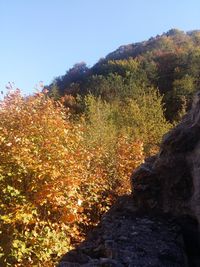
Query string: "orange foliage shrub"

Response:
xmin=0 ymin=90 xmax=86 ymax=266
xmin=116 ymin=137 xmax=144 ymax=195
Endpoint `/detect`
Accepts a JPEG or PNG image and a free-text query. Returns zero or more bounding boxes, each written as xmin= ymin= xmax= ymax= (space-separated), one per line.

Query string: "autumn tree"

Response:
xmin=0 ymin=90 xmax=87 ymax=266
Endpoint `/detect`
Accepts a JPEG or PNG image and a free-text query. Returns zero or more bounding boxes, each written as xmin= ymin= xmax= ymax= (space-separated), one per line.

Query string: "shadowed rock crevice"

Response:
xmin=58 ymin=92 xmax=200 ymax=266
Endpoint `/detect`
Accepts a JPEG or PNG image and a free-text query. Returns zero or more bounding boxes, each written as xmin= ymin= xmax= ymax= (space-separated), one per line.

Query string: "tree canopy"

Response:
xmin=48 ymin=29 xmax=200 ymax=121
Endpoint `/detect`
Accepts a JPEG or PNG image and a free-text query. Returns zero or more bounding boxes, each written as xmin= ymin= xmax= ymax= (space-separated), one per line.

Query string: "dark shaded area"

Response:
xmin=58 ymin=196 xmax=188 ymax=267
xmin=175 ymin=215 xmax=200 ymax=267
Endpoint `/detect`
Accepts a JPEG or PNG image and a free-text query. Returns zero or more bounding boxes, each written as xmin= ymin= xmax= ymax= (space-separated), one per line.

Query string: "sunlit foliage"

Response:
xmin=0 ymin=90 xmax=86 ymax=266
xmin=49 ymin=29 xmax=200 ymax=121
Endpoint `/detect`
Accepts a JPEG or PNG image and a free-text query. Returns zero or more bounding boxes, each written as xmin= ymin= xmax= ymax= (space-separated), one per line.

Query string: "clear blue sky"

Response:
xmin=1 ymin=0 xmax=200 ymax=95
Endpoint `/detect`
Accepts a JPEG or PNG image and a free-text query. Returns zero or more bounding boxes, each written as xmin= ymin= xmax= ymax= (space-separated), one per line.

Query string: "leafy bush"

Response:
xmin=0 ymin=90 xmax=85 ymax=266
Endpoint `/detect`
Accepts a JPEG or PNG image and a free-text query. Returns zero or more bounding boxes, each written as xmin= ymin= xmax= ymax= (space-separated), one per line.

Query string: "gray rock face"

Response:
xmin=131 ymin=92 xmax=200 ymax=228
xmin=58 ymin=196 xmax=188 ymax=267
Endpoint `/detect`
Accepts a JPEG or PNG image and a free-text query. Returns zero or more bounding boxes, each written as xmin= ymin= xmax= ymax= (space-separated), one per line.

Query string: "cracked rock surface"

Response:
xmin=58 ymin=196 xmax=188 ymax=267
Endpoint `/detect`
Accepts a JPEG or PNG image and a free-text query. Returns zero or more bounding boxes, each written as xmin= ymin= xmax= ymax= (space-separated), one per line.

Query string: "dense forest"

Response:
xmin=1 ymin=29 xmax=200 ymax=266
xmin=48 ymin=28 xmax=200 ymax=121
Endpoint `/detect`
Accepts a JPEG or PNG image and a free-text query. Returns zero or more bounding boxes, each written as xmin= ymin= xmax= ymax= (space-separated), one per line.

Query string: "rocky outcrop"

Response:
xmin=58 ymin=196 xmax=188 ymax=267
xmin=58 ymin=92 xmax=200 ymax=266
xmin=132 ymin=92 xmax=200 ymax=230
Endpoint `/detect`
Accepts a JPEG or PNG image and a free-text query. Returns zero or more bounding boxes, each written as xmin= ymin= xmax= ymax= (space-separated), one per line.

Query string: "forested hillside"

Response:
xmin=1 ymin=29 xmax=200 ymax=266
xmin=48 ymin=29 xmax=200 ymax=121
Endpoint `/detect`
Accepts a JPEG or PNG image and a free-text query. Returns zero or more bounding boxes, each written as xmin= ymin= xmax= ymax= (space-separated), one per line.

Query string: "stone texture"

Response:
xmin=131 ymin=92 xmax=200 ymax=233
xmin=58 ymin=196 xmax=188 ymax=267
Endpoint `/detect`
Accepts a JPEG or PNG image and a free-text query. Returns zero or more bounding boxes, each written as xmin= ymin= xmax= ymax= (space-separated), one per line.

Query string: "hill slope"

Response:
xmin=48 ymin=29 xmax=200 ymax=120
